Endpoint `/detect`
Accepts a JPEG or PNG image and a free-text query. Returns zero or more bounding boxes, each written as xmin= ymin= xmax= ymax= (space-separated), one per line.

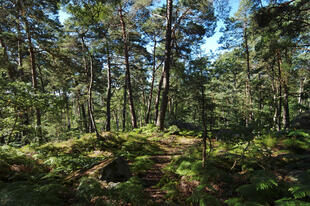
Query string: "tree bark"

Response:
xmin=88 ymin=55 xmax=99 ymax=137
xmin=122 ymin=78 xmax=127 ymax=132
xmin=298 ymin=77 xmax=305 ymax=113
xmin=64 ymin=92 xmax=71 ymax=131
xmin=23 ymin=10 xmax=42 ymax=141
xmin=81 ymin=102 xmax=88 ymax=132
xmin=106 ymin=44 xmax=112 ymax=131
xmin=156 ymin=0 xmax=173 ymax=130
xmin=114 ymin=110 xmax=119 ymax=131
xmin=145 ymin=38 xmax=157 ymax=124
xmin=277 ymin=54 xmax=282 ymax=131
xmin=283 ymin=82 xmax=290 ymax=129
xmin=154 ymin=67 xmax=164 ymax=123
xmin=119 ymin=5 xmax=137 ymax=129
xmin=243 ymin=20 xmax=253 ymax=124
xmin=201 ymin=83 xmax=207 ymax=168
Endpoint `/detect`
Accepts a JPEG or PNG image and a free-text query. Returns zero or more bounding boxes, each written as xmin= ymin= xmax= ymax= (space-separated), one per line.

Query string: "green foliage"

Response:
xmin=288 ymin=170 xmax=310 ymax=199
xmin=225 ymin=198 xmax=264 ymax=206
xmin=288 ymin=130 xmax=310 ymax=139
xmin=257 ymin=133 xmax=277 ymax=148
xmin=289 ymin=185 xmax=310 ymax=199
xmin=188 ymin=185 xmax=221 ymax=206
xmin=131 ymin=155 xmax=154 ymax=174
xmin=0 ymin=180 xmax=68 ymax=206
xmin=133 ymin=124 xmax=161 ymax=135
xmin=161 ymin=180 xmax=180 ymax=202
xmin=275 ymin=198 xmax=310 ymax=206
xmin=119 ymin=134 xmax=162 ymax=160
xmin=167 ymin=125 xmax=180 ymax=135
xmin=236 ymin=170 xmax=281 ymax=203
xmin=76 ymin=177 xmax=105 ymax=204
xmin=0 ymin=145 xmax=47 ymax=180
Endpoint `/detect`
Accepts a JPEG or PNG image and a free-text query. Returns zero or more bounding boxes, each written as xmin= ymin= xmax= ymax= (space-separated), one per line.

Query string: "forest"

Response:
xmin=0 ymin=0 xmax=310 ymax=205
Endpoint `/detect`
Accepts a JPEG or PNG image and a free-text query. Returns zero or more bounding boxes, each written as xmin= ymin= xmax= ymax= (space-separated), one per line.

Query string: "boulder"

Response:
xmin=291 ymin=111 xmax=310 ymax=130
xmin=98 ymin=157 xmax=131 ymax=182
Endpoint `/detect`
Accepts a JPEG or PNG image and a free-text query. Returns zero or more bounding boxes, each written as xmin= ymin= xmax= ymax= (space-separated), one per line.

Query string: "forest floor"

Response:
xmin=140 ymin=136 xmax=200 ymax=203
xmin=1 ymin=127 xmax=310 ymax=205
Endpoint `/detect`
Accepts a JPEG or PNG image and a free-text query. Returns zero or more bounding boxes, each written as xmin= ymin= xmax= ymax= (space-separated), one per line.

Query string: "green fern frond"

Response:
xmin=250 ymin=170 xmax=278 ymax=191
xmin=225 ymin=198 xmax=265 ymax=206
xmin=188 ymin=185 xmax=221 ymax=206
xmin=275 ymin=197 xmax=310 ymax=206
xmin=289 ymin=185 xmax=310 ymax=199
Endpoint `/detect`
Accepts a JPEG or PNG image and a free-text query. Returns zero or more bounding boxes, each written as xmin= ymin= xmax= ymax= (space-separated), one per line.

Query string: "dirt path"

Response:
xmin=140 ymin=136 xmax=200 ymax=204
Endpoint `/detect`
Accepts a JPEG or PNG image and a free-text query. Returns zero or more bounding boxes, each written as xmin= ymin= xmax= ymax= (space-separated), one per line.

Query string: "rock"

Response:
xmin=291 ymin=111 xmax=310 ymax=130
xmin=98 ymin=157 xmax=131 ymax=182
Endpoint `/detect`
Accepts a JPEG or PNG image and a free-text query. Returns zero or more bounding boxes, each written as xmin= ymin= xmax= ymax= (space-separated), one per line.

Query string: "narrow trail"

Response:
xmin=140 ymin=136 xmax=200 ymax=204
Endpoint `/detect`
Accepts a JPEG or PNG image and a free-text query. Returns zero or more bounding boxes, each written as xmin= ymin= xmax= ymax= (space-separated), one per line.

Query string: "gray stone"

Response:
xmin=98 ymin=157 xmax=131 ymax=182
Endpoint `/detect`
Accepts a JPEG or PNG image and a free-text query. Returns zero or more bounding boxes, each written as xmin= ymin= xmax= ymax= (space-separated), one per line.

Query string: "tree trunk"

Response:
xmin=88 ymin=55 xmax=99 ymax=137
xmin=283 ymin=80 xmax=290 ymax=129
xmin=119 ymin=5 xmax=137 ymax=129
xmin=277 ymin=55 xmax=282 ymax=131
xmin=106 ymin=45 xmax=112 ymax=131
xmin=201 ymin=84 xmax=207 ymax=168
xmin=243 ymin=20 xmax=253 ymax=123
xmin=298 ymin=77 xmax=305 ymax=113
xmin=81 ymin=103 xmax=88 ymax=132
xmin=154 ymin=67 xmax=164 ymax=123
xmin=156 ymin=0 xmax=173 ymax=130
xmin=146 ymin=38 xmax=157 ymax=124
xmin=122 ymin=78 xmax=127 ymax=132
xmin=23 ymin=11 xmax=42 ymax=141
xmin=64 ymin=92 xmax=71 ymax=131
xmin=114 ymin=110 xmax=119 ymax=131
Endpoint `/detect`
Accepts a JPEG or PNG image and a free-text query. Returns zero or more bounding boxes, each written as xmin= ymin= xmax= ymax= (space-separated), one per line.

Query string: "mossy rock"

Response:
xmin=98 ymin=157 xmax=131 ymax=182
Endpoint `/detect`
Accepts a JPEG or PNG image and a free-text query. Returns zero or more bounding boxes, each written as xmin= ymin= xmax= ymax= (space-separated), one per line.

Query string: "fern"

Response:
xmin=188 ymin=185 xmax=221 ymax=206
xmin=76 ymin=177 xmax=105 ymax=203
xmin=0 ymin=180 xmax=68 ymax=206
xmin=250 ymin=170 xmax=278 ymax=191
xmin=110 ymin=177 xmax=148 ymax=205
xmin=236 ymin=170 xmax=280 ymax=203
xmin=225 ymin=198 xmax=265 ymax=206
xmin=275 ymin=197 xmax=310 ymax=206
xmin=131 ymin=155 xmax=154 ymax=174
xmin=289 ymin=185 xmax=310 ymax=199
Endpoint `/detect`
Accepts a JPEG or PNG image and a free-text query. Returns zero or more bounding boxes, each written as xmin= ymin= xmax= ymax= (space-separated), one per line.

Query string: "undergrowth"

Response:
xmin=1 ymin=128 xmax=310 ymax=205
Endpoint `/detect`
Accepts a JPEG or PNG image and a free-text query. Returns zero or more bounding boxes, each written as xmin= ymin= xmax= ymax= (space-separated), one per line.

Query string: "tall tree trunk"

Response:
xmin=23 ymin=11 xmax=42 ymax=141
xmin=37 ymin=65 xmax=45 ymax=93
xmin=243 ymin=20 xmax=253 ymax=124
xmin=106 ymin=45 xmax=112 ymax=131
xmin=156 ymin=0 xmax=173 ymax=130
xmin=81 ymin=103 xmax=88 ymax=132
xmin=298 ymin=77 xmax=305 ymax=113
xmin=283 ymin=80 xmax=290 ymax=129
xmin=114 ymin=110 xmax=119 ymax=131
xmin=154 ymin=67 xmax=164 ymax=123
xmin=119 ymin=5 xmax=137 ymax=129
xmin=88 ymin=55 xmax=99 ymax=137
xmin=65 ymin=92 xmax=71 ymax=131
xmin=146 ymin=38 xmax=157 ymax=124
xmin=122 ymin=78 xmax=127 ymax=132
xmin=201 ymin=84 xmax=207 ymax=168
xmin=16 ymin=1 xmax=29 ymax=139
xmin=277 ymin=55 xmax=282 ymax=131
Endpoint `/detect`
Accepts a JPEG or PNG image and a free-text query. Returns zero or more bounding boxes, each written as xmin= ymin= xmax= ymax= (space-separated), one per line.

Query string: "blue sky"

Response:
xmin=203 ymin=0 xmax=240 ymax=53
xmin=59 ymin=0 xmax=241 ymax=52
